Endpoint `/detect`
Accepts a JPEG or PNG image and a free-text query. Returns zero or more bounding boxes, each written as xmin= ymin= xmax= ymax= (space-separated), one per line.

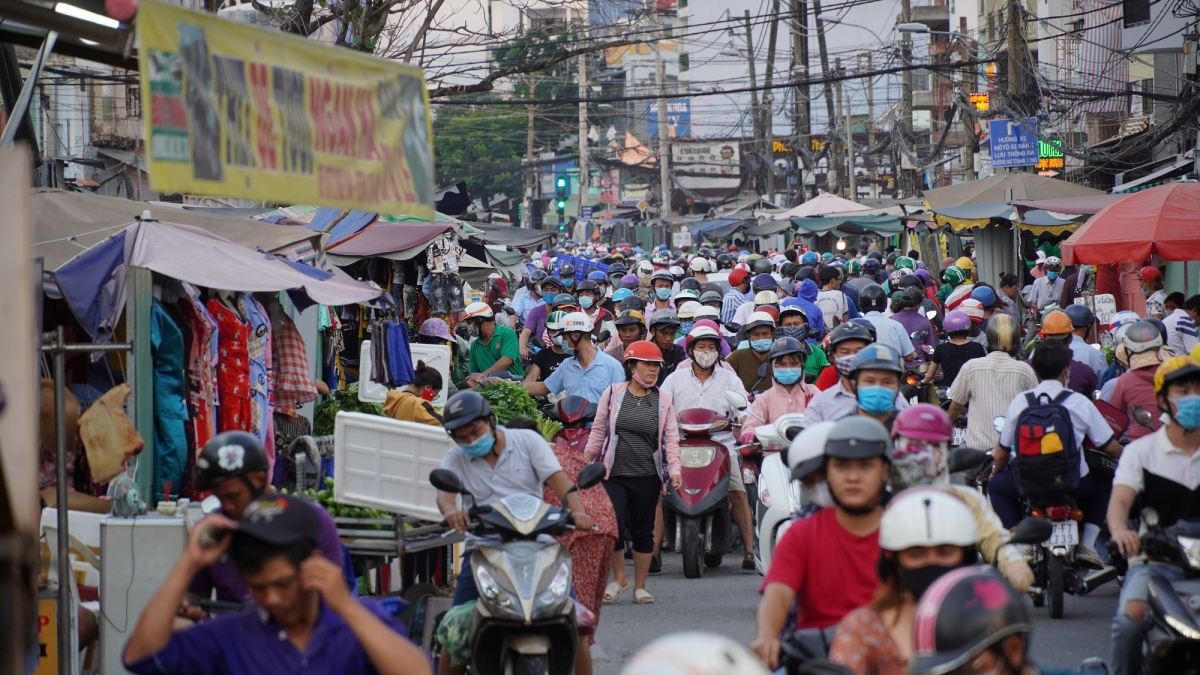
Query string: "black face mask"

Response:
xmin=898 ymin=564 xmax=960 ymax=600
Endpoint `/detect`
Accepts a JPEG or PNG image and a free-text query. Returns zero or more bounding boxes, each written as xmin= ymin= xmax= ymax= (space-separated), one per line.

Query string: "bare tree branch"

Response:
xmin=403 ymin=0 xmax=449 ymax=63
xmin=428 ymin=36 xmax=636 ymax=98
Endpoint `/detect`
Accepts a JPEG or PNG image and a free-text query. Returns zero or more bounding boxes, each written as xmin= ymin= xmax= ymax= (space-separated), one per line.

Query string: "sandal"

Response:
xmin=633 ymin=588 xmax=655 ymax=604
xmin=603 ymin=581 xmax=630 ymax=604
xmin=648 ymin=554 xmax=662 ymax=575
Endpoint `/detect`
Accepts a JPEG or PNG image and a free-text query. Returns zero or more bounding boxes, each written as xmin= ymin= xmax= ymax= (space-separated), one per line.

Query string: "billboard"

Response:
xmin=646 ymin=99 xmax=691 ymax=137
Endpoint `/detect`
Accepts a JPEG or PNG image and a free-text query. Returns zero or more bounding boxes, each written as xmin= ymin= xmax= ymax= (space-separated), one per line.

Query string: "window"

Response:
xmin=913 ymin=68 xmax=931 ymax=91
xmin=1123 ymin=0 xmax=1150 ymax=26
xmin=679 ymin=53 xmax=689 ymax=71
xmin=126 ymin=84 xmax=141 ymax=118
xmin=662 ymin=21 xmax=673 ymax=36
xmin=987 ymin=12 xmax=994 ymax=39
xmin=979 ymin=0 xmax=985 ymax=13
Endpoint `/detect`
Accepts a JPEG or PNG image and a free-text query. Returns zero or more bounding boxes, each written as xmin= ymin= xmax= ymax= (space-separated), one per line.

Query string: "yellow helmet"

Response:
xmin=1154 ymin=355 xmax=1200 ymax=394
xmin=956 ymin=256 xmax=974 ymax=271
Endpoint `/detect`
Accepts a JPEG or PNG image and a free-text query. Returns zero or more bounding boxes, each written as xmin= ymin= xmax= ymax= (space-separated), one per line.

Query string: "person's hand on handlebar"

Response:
xmin=445 ymin=509 xmax=472 ymax=534
xmin=1110 ymin=527 xmax=1141 ymax=558
xmin=571 ymin=511 xmax=595 ymax=531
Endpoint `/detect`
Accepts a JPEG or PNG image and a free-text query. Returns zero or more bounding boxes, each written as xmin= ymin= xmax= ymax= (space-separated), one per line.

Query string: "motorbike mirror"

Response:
xmin=910 ymin=330 xmax=929 ymax=340
xmin=757 ymin=362 xmax=771 ymax=380
xmin=992 ymin=416 xmax=1006 ymax=433
xmin=948 ymin=447 xmax=988 ymax=474
xmin=1132 ymin=406 xmax=1155 ymax=429
xmin=1078 ymin=657 xmax=1110 ymax=675
xmin=576 ymin=463 xmax=607 ymax=491
xmin=926 ymin=310 xmax=938 ymax=320
xmin=429 ymin=469 xmax=465 ymax=494
xmin=1009 ymin=517 xmax=1053 ymax=545
xmin=724 ymin=322 xmax=742 ymax=334
xmin=724 ymin=391 xmax=750 ymax=412
xmin=596 ymin=330 xmax=611 ymax=343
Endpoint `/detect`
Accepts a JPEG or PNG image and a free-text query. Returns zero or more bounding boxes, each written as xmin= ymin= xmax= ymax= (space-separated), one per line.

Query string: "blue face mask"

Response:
xmin=460 ymin=430 xmax=496 ymax=457
xmin=857 ymin=385 xmax=896 ymax=415
xmin=751 ymin=339 xmax=773 ymax=353
xmin=679 ymin=321 xmax=695 ymax=334
xmin=656 ymin=287 xmax=672 ymax=301
xmin=579 ymin=296 xmax=594 ymax=309
xmin=775 ymin=367 xmax=803 ymax=385
xmin=1047 ymin=272 xmax=1059 ymax=281
xmin=563 ymin=279 xmax=574 ymax=288
xmin=1173 ymin=395 xmax=1200 ymax=431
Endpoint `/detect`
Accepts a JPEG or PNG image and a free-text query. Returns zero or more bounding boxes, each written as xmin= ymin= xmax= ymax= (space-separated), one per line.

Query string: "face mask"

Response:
xmin=420 ymin=388 xmax=437 ymax=402
xmin=835 ymin=354 xmax=857 ymax=377
xmin=693 ymin=351 xmax=719 ymax=369
xmin=680 ymin=321 xmax=695 ymax=334
xmin=780 ymin=326 xmax=808 ymax=341
xmin=1047 ymin=272 xmax=1059 ymax=281
xmin=563 ymin=278 xmax=574 ymax=288
xmin=632 ymin=370 xmax=657 ymax=389
xmin=898 ymin=564 xmax=961 ymax=600
xmin=889 ymin=439 xmax=949 ymax=492
xmin=810 ymin=482 xmax=835 ymax=509
xmin=605 ymin=286 xmax=613 ymax=298
xmin=551 ymin=335 xmax=564 ymax=348
xmin=1172 ymin=395 xmax=1200 ymax=431
xmin=751 ymin=339 xmax=773 ymax=353
xmin=656 ymin=287 xmax=672 ymax=301
xmin=857 ymin=385 xmax=897 ymax=415
xmin=774 ymin=367 xmax=803 ymax=385
xmin=1142 ymin=289 xmax=1151 ymax=298
xmin=460 ymin=430 xmax=495 ymax=458
xmin=579 ymin=296 xmax=594 ymax=309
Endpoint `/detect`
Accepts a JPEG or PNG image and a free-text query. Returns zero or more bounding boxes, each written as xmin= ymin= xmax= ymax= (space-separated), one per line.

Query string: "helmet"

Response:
xmin=619 ymin=631 xmax=769 ymax=675
xmin=789 ymin=421 xmax=837 ymax=481
xmin=869 ymin=251 xmax=884 ymax=261
xmin=608 ymin=262 xmax=627 ymax=277
xmin=887 ymin=269 xmax=908 ymax=290
xmin=195 ymin=431 xmax=270 ymax=491
xmin=846 ymin=259 xmax=862 ymax=275
xmin=1122 ymin=321 xmax=1164 ymax=354
xmin=674 ymin=289 xmax=700 ymax=305
xmin=699 ymin=290 xmax=723 ymax=305
xmin=1155 ymin=355 xmax=1200 ymax=394
xmin=549 ymin=293 xmax=578 ymax=311
xmin=694 ymin=306 xmax=721 ymax=322
xmin=1044 ymin=256 xmax=1063 ymax=272
xmin=863 ymin=258 xmax=881 ymax=274
xmin=1110 ymin=310 xmax=1142 ymax=331
xmin=825 ymin=416 xmax=892 ymax=461
xmin=825 ymin=322 xmax=874 ymax=352
xmin=901 ymin=287 xmax=925 ymax=309
xmin=545 ymin=310 xmax=569 ymax=332
xmin=849 ymin=343 xmax=904 ymax=376
xmin=636 ymin=260 xmax=655 ymax=282
xmin=910 ymin=569 xmax=1032 ymax=675
xmin=943 ymin=266 xmax=966 ymax=286
xmin=706 ymin=259 xmax=719 ymax=273
xmin=959 ymin=299 xmax=985 ymax=324
xmin=955 ymin=256 xmax=974 ymax=271
xmin=1138 ymin=266 xmax=1162 ymax=282
xmin=612 ymin=288 xmax=633 ymax=303
xmin=984 ymin=314 xmax=1021 ymax=354
xmin=561 ymin=311 xmax=595 ymax=334
xmin=897 ymin=273 xmax=925 ymax=291
xmin=1040 ymin=310 xmax=1073 ymax=337
xmin=614 ymin=309 xmax=646 ymax=327
xmin=576 ymin=279 xmax=600 ymax=294
xmin=886 ymin=252 xmax=899 ymax=265
xmin=970 ymin=285 xmax=997 ymax=308
xmin=716 ymin=253 xmax=734 ymax=270
xmin=463 ymin=301 xmax=494 ymax=320
xmin=895 ymin=256 xmax=916 ymax=271
xmin=559 ymin=263 xmax=576 ymax=281
xmin=651 ymin=269 xmax=674 ymax=284
xmin=778 ymin=299 xmax=808 ymax=322
xmin=620 ymin=274 xmax=640 ymax=289
xmin=689 ymin=257 xmax=709 ymax=272
xmin=880 ymin=488 xmax=979 ymax=551
xmin=744 ymin=311 xmax=777 ymax=333
xmin=528 ymin=270 xmax=547 ymax=285
xmin=942 ymin=310 xmax=970 ymax=334
xmin=669 ymin=265 xmax=686 ymax=280
xmin=442 ymin=391 xmax=494 ymax=431
xmin=753 ymin=258 xmax=774 ymax=275
xmin=768 ymin=336 xmax=810 ymax=362
xmin=821 ymin=252 xmax=834 ymax=261
xmin=677 ymin=301 xmax=701 ymax=320
xmin=893 ymin=403 xmax=953 ymax=442
xmin=752 ymin=274 xmax=778 ymax=292
xmin=848 ymin=318 xmax=878 ymax=341
xmin=858 ymin=284 xmax=888 ymax=313
xmin=685 ymin=325 xmax=723 ymax=351
xmin=623 ymin=341 xmax=664 ymax=363
xmin=679 ymin=277 xmax=702 ymax=292
xmin=800 ymin=251 xmax=820 ymax=266
xmin=754 ymin=290 xmax=780 ymax=306
xmin=1064 ymin=303 xmax=1093 ymax=329
xmin=650 ymin=310 xmax=680 ymax=329
xmin=587 ymin=270 xmax=607 ymax=283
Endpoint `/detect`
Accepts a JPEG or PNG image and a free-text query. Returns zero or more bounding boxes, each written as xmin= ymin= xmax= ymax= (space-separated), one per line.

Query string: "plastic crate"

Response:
xmin=554 ymin=255 xmax=609 ymax=282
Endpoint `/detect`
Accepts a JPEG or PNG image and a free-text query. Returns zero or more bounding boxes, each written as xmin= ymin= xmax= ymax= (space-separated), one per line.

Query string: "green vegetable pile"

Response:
xmin=1102 ymin=345 xmax=1115 ymax=366
xmin=475 ymin=380 xmax=539 ymax=425
xmin=537 ymin=417 xmax=563 ymax=443
xmin=283 ymin=477 xmax=392 ymax=527
xmin=314 ymin=383 xmax=383 ymax=436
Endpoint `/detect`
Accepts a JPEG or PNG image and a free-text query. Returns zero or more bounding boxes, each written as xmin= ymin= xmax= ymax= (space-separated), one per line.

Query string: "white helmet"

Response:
xmin=463 ymin=302 xmax=493 ymax=319
xmin=689 ymin=257 xmax=708 ymax=272
xmin=561 ymin=311 xmax=595 ymax=334
xmin=636 ymin=260 xmax=655 ymax=283
xmin=685 ymin=324 xmax=722 ymax=348
xmin=677 ymin=301 xmax=702 ymax=320
xmin=532 ymin=259 xmax=545 ymax=270
xmin=788 ymin=421 xmax=836 ymax=480
xmin=694 ymin=306 xmax=721 ymax=322
xmin=879 ymin=487 xmax=979 ymax=552
xmin=753 ymin=290 xmax=780 ymax=306
xmin=706 ymin=259 xmax=719 ymax=273
xmin=959 ymin=298 xmax=985 ymax=322
xmin=620 ymin=632 xmax=769 ymax=675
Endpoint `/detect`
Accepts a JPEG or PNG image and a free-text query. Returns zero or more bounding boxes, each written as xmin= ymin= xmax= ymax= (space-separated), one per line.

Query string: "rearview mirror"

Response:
xmin=576 ymin=462 xmax=606 ymax=491
xmin=926 ymin=310 xmax=938 ymax=320
xmin=725 ymin=391 xmax=750 ymax=412
xmin=910 ymin=330 xmax=929 ymax=340
xmin=1009 ymin=517 xmax=1053 ymax=545
xmin=429 ymin=469 xmax=465 ymax=494
xmin=596 ymin=330 xmax=611 ymax=344
xmin=1132 ymin=406 xmax=1155 ymax=429
xmin=993 ymin=416 xmax=1006 ymax=433
xmin=948 ymin=447 xmax=988 ymax=474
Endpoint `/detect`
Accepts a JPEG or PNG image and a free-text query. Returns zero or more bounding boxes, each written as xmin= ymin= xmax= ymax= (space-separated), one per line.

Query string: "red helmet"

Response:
xmin=1138 ymin=266 xmax=1161 ymax=282
xmin=892 ymin=403 xmax=952 ymax=442
xmin=623 ymin=341 xmax=664 ymax=363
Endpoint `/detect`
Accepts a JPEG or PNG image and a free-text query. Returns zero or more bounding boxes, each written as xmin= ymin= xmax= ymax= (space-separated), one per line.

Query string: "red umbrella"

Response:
xmin=1062 ymin=183 xmax=1200 ymax=264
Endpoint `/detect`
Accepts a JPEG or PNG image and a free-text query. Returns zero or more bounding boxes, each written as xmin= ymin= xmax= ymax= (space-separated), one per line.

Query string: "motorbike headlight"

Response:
xmin=533 ymin=562 xmax=572 ymax=619
xmin=475 ymin=565 xmax=524 ymax=620
xmin=786 ymin=479 xmax=803 ymax=512
xmin=760 ymin=486 xmax=771 ymax=507
xmin=680 ymin=445 xmax=717 ymax=468
xmin=1178 ymin=536 xmax=1200 ymax=570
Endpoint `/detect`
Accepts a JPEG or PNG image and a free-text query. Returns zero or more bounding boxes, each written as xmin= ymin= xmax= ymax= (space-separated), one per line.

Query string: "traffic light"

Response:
xmin=555 ymin=175 xmax=569 ymax=199
xmin=555 ymin=198 xmax=566 ymax=227
xmin=555 ymin=198 xmax=567 ymax=213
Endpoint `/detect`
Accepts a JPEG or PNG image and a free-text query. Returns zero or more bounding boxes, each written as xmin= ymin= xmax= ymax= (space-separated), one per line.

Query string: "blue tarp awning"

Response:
xmin=789 ymin=213 xmax=903 ymax=235
xmin=688 ymin=218 xmax=749 ymax=240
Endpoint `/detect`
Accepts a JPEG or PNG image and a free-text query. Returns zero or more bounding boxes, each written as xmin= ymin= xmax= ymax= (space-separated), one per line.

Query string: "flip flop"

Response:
xmin=633 ymin=589 xmax=655 ymax=604
xmin=603 ymin=581 xmax=630 ymax=604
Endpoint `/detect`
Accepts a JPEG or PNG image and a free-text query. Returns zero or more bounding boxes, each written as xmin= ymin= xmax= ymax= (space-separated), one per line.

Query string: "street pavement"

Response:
xmin=591 ymin=551 xmax=1120 ymax=673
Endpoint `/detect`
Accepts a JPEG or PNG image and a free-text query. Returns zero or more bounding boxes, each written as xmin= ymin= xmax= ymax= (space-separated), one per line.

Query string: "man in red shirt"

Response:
xmin=750 ymin=416 xmax=891 ymax=668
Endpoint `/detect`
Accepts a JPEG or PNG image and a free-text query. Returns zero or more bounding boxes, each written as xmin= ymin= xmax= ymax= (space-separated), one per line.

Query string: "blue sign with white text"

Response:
xmin=647 ymin=99 xmax=691 ymax=138
xmin=988 ymin=118 xmax=1039 ymax=168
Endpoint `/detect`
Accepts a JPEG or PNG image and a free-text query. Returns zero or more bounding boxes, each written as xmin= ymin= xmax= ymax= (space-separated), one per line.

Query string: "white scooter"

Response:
xmin=726 ymin=391 xmax=806 ymax=576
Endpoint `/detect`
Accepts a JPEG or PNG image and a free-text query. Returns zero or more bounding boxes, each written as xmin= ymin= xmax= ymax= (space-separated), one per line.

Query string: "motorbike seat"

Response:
xmin=781 ymin=625 xmax=839 ymax=662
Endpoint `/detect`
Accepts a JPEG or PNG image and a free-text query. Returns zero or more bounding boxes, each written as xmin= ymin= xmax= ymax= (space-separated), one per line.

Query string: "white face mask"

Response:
xmin=694 ymin=351 xmax=719 ymax=369
xmin=811 ymin=482 xmax=834 ymax=509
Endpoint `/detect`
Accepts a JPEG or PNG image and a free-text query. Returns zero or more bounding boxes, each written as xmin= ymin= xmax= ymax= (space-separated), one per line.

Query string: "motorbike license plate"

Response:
xmin=952 ymin=427 xmax=966 ymax=447
xmin=1045 ymin=521 xmax=1078 ymax=548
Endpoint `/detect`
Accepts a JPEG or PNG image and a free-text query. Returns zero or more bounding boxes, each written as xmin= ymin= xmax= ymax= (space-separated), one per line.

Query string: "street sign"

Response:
xmin=580 ymin=205 xmax=593 ymax=219
xmin=989 ymin=118 xmax=1039 ymax=169
xmin=636 ymin=201 xmax=647 ymax=212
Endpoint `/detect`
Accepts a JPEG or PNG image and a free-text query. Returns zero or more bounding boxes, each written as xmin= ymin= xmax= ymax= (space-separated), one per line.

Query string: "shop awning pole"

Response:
xmin=0 ymin=31 xmax=57 ymax=147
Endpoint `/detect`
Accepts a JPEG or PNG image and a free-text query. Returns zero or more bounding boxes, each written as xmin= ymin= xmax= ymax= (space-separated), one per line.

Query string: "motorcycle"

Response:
xmin=541 ymin=395 xmax=597 ymax=454
xmin=663 ymin=408 xmax=736 ymax=579
xmin=428 ymin=463 xmax=607 ymax=675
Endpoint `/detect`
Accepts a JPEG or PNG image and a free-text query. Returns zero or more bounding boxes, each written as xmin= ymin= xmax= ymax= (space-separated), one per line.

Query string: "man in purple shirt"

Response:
xmin=889 ymin=288 xmax=936 ymax=362
xmin=184 ymin=432 xmax=346 ymax=619
xmin=518 ymin=276 xmax=564 ymax=359
xmin=124 ymin=495 xmax=429 ymax=675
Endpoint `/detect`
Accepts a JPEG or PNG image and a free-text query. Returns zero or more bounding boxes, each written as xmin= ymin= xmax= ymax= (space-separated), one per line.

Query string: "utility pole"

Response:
xmin=834 ymin=57 xmax=844 ymax=197
xmin=523 ymin=74 xmax=536 ymax=229
xmin=846 ymin=79 xmax=856 ymax=200
xmin=656 ymin=54 xmax=672 ymax=217
xmin=743 ymin=10 xmax=762 ymax=196
xmin=788 ymin=0 xmax=811 ymax=201
xmin=859 ymin=51 xmax=878 ymax=198
xmin=763 ymin=0 xmax=781 ymax=202
xmin=1007 ymin=0 xmax=1024 ymax=115
xmin=900 ymin=0 xmax=914 ymax=197
xmin=578 ymin=50 xmax=588 ymax=219
xmin=812 ymin=0 xmax=839 ymax=194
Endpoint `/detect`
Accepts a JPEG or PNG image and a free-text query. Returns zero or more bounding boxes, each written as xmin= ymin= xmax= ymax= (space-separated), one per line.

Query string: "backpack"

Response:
xmin=1013 ymin=390 xmax=1081 ymax=498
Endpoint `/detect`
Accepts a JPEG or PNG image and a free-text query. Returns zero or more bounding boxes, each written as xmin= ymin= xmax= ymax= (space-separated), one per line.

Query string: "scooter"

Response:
xmin=663 ymin=408 xmax=735 ymax=579
xmin=429 ymin=463 xmax=607 ymax=675
xmin=542 ymin=395 xmax=597 ymax=454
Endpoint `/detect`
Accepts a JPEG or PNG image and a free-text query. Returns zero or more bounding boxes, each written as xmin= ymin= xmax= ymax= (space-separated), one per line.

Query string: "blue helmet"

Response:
xmin=970 ymin=285 xmax=997 ymax=308
xmin=863 ymin=258 xmax=881 ymax=273
xmin=587 ymin=270 xmax=607 ymax=282
xmin=849 ymin=343 xmax=904 ymax=376
xmin=612 ymin=288 xmax=633 ymax=302
xmin=800 ymin=251 xmax=820 ymax=265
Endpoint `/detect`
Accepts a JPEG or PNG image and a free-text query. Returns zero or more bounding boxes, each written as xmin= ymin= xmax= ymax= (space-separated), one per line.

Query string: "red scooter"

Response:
xmin=543 ymin=395 xmax=597 ymax=454
xmin=663 ymin=408 xmax=735 ymax=579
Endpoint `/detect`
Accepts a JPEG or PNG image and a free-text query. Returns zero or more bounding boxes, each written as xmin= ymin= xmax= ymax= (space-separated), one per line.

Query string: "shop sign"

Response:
xmin=138 ymin=1 xmax=435 ymax=218
xmin=969 ymin=92 xmax=989 ymax=110
xmin=1036 ymin=138 xmax=1064 ymax=169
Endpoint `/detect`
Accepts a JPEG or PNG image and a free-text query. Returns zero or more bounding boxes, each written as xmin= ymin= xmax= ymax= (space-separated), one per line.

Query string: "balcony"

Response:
xmin=910 ymin=4 xmax=950 ymax=32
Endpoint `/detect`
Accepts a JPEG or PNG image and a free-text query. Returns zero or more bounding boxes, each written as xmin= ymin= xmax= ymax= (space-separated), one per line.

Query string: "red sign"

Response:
xmin=599 ymin=169 xmax=620 ymax=205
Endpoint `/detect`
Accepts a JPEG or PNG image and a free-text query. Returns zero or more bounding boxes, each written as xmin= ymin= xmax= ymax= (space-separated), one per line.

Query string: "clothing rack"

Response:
xmin=41 ymin=327 xmax=133 ymax=675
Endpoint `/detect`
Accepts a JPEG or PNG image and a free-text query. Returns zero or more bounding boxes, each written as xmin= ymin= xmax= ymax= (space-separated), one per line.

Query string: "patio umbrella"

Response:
xmin=1061 ymin=183 xmax=1200 ymax=264
xmin=923 ymin=173 xmax=1104 ymax=209
xmin=773 ymin=192 xmax=871 ymax=219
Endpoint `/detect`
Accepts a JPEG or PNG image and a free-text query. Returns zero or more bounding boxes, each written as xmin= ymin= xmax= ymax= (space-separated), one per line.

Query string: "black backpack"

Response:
xmin=1013 ymin=390 xmax=1081 ymax=498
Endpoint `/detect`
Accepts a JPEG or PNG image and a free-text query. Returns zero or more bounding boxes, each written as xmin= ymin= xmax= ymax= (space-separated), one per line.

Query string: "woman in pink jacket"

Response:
xmin=584 ymin=341 xmax=683 ymax=605
xmin=740 ymin=337 xmax=822 ymax=442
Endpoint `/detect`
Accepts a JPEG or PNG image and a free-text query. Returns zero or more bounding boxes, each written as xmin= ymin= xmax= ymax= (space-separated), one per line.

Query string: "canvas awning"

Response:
xmin=743 ymin=219 xmax=794 ymax=237
xmin=1010 ymin=195 xmax=1127 ymax=217
xmin=790 ymin=213 xmax=903 ymax=236
xmin=1062 ymin=183 xmax=1200 ymax=264
xmin=325 ymin=221 xmax=462 ymax=260
xmin=929 ymin=201 xmax=1082 ymax=235
xmin=773 ymin=192 xmax=872 ymax=220
xmin=468 ymin=223 xmax=558 ymax=248
xmin=689 ymin=218 xmax=749 ymax=240
xmin=922 ymin=173 xmax=1104 ymax=210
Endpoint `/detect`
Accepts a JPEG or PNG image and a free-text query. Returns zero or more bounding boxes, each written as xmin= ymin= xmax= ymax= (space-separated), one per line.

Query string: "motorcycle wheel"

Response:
xmin=704 ymin=553 xmax=723 ymax=568
xmin=1047 ymin=554 xmax=1065 ymax=619
xmin=681 ymin=517 xmax=703 ymax=579
xmin=507 ymin=653 xmax=549 ymax=675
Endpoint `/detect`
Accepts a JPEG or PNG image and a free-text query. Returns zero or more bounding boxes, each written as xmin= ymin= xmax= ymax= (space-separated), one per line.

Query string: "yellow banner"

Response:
xmin=138 ymin=1 xmax=434 ymax=218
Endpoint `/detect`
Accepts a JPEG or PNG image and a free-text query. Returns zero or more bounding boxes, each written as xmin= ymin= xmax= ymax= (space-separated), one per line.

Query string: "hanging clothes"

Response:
xmin=152 ymin=298 xmax=190 ymax=499
xmin=208 ymin=297 xmax=252 ymax=435
xmin=178 ymin=296 xmax=218 ymax=450
xmin=238 ymin=294 xmax=275 ymax=473
xmin=384 ymin=321 xmax=415 ymax=386
xmin=274 ymin=313 xmax=318 ymax=416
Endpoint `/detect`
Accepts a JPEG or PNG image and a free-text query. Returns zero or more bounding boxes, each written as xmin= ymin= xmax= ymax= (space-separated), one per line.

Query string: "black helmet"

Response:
xmin=679 ymin=278 xmax=702 ymax=292
xmin=824 ymin=416 xmax=891 ymax=460
xmin=529 ymin=270 xmax=547 ymax=284
xmin=614 ymin=309 xmax=647 ymax=327
xmin=826 ymin=322 xmax=874 ymax=352
xmin=868 ymin=251 xmax=884 ymax=261
xmin=886 ymin=252 xmax=899 ymax=264
xmin=649 ymin=309 xmax=681 ymax=329
xmin=863 ymin=258 xmax=881 ymax=274
xmin=195 ymin=431 xmax=271 ymax=492
xmin=716 ymin=253 xmax=734 ymax=270
xmin=443 ymin=391 xmax=494 ymax=432
xmin=848 ymin=317 xmax=878 ymax=341
xmin=753 ymin=258 xmax=774 ymax=275
xmin=849 ymin=343 xmax=904 ymax=376
xmin=538 ymin=276 xmax=564 ymax=294
xmin=896 ymin=273 xmax=925 ymax=290
xmin=560 ymin=263 xmax=575 ymax=277
xmin=699 ymin=290 xmax=723 ymax=305
xmin=576 ymin=279 xmax=600 ymax=293
xmin=620 ymin=295 xmax=647 ymax=313
xmin=768 ymin=336 xmax=811 ymax=362
xmin=909 ymin=569 xmax=1032 ymax=675
xmin=858 ymin=284 xmax=888 ymax=313
xmin=780 ymin=262 xmax=801 ymax=279
xmin=795 ymin=267 xmax=817 ymax=283
xmin=608 ymin=262 xmax=627 ymax=277
xmin=1064 ymin=303 xmax=1093 ymax=329
xmin=698 ymin=247 xmax=712 ymax=259
xmin=901 ymin=286 xmax=925 ymax=309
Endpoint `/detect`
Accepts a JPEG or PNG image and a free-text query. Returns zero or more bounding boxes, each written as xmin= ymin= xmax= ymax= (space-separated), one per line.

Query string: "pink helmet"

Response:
xmin=943 ymin=310 xmax=971 ymax=333
xmin=892 ymin=404 xmax=952 ymax=442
